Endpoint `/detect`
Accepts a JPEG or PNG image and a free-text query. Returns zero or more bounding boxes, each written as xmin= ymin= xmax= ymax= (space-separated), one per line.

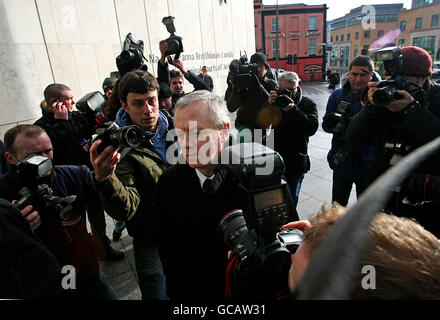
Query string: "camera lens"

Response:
xmin=218 ymin=209 xmax=248 ymax=249
xmin=121 ymin=126 xmax=143 ymax=148
xmin=373 ymin=87 xmax=395 ymax=105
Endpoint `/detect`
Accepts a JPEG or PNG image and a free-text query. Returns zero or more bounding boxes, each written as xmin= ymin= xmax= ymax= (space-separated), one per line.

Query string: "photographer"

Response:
xmin=346 ymin=46 xmax=440 ymax=236
xmin=225 ymin=53 xmax=277 ymax=138
xmin=0 ymin=125 xmax=117 ymax=299
xmin=322 ymin=56 xmax=375 ymax=206
xmin=90 ymin=70 xmax=173 ymax=300
xmin=268 ymin=72 xmax=318 ymax=208
xmin=34 ymin=83 xmax=124 ymax=261
xmin=156 ymin=90 xmax=242 ymax=300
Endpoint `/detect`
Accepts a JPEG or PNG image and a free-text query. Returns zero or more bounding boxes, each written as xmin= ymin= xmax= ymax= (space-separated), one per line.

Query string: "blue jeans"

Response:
xmin=284 ymin=172 xmax=305 ymax=208
xmin=132 ymin=238 xmax=167 ymax=300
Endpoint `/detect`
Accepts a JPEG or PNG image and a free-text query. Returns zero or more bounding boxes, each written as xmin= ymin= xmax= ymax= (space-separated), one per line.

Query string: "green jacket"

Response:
xmin=92 ymin=147 xmax=167 ymax=244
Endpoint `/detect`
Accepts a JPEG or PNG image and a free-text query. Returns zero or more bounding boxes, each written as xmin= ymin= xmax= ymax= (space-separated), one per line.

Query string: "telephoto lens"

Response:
xmin=116 ymin=125 xmax=144 ymax=148
xmin=218 ymin=209 xmax=250 ymax=250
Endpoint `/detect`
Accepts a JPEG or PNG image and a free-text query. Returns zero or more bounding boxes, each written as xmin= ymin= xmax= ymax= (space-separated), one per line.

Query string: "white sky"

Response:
xmin=262 ymin=0 xmax=413 ymax=21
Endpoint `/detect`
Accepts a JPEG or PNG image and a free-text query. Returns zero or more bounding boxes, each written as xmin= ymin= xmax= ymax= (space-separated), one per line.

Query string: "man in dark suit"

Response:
xmin=157 ymin=90 xmax=241 ymax=300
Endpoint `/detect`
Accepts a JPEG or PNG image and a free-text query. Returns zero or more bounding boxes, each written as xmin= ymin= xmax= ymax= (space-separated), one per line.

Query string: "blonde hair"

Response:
xmin=303 ymin=204 xmax=440 ymax=299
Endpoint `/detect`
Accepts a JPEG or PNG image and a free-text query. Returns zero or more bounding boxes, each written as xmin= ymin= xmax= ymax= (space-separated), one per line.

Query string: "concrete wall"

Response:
xmin=0 ymin=0 xmax=256 ymax=136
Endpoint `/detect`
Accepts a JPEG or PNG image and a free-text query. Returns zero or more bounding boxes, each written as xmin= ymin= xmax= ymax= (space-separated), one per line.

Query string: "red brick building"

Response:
xmin=254 ymin=1 xmax=327 ymax=81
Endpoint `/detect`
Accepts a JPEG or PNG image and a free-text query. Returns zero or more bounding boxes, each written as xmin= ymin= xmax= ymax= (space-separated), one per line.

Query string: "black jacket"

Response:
xmin=346 ymin=80 xmax=440 ymax=181
xmin=157 ymin=164 xmax=242 ymax=300
xmin=0 ymin=198 xmax=63 ymax=299
xmin=346 ymin=80 xmax=440 ymax=236
xmin=225 ymin=74 xmax=278 ymax=130
xmin=273 ymin=89 xmax=319 ymax=174
xmin=34 ymin=111 xmax=95 ymax=169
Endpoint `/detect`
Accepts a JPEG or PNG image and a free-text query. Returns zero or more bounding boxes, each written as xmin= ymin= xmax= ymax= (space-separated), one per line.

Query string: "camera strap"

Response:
xmin=119 ymin=147 xmax=132 ymax=161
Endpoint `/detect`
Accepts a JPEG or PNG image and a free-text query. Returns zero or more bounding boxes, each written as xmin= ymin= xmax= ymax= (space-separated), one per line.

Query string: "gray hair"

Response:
xmin=175 ymin=90 xmax=230 ymax=128
xmin=278 ymin=72 xmax=301 ymax=85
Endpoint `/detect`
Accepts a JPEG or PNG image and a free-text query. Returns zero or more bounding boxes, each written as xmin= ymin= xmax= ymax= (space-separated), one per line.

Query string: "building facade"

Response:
xmin=328 ymin=4 xmax=404 ymax=75
xmin=0 ymin=0 xmax=255 ymax=135
xmin=328 ymin=2 xmax=440 ymax=75
xmin=254 ymin=0 xmax=327 ymax=81
xmin=397 ymin=2 xmax=440 ymax=61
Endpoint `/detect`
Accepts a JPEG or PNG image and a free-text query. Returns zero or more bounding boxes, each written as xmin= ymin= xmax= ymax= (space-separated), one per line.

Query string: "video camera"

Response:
xmin=218 ymin=143 xmax=302 ymax=299
xmin=116 ymin=33 xmax=148 ymax=77
xmin=92 ymin=121 xmax=144 ymax=154
xmin=14 ymin=154 xmax=76 ymax=220
xmin=372 ymin=46 xmax=410 ymax=106
xmin=228 ymin=53 xmax=259 ymax=91
xmin=162 ymin=16 xmax=184 ymax=59
xmin=75 ymin=91 xmax=106 ymax=128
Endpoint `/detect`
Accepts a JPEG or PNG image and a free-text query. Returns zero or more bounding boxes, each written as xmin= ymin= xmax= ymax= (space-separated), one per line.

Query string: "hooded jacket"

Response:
xmin=93 ymin=109 xmax=171 ymax=243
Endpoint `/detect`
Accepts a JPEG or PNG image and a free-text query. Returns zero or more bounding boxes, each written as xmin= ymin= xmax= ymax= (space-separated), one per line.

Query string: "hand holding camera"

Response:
xmin=368 ymin=82 xmax=414 ymax=113
xmin=89 ymin=140 xmax=120 ymax=182
xmin=269 ymin=90 xmax=295 ymax=112
xmin=12 ymin=200 xmax=41 ymax=231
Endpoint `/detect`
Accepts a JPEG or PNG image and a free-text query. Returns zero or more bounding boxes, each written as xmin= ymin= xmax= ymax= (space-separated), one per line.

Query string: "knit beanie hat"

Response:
xmin=401 ymin=46 xmax=433 ymax=77
xmin=250 ymin=53 xmax=270 ymax=69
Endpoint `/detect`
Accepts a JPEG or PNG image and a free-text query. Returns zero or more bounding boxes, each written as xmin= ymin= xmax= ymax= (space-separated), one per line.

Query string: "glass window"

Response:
xmin=309 ymin=16 xmax=317 ymax=30
xmin=413 ymin=36 xmax=435 ymax=58
xmin=355 ymin=32 xmax=359 ymax=40
xmin=400 ymin=21 xmax=406 ymax=31
xmin=378 ymin=30 xmax=384 ymax=38
xmin=415 ymin=17 xmax=423 ymax=29
xmin=432 ymin=14 xmax=439 ymax=26
xmin=341 ymin=34 xmax=344 ymax=41
xmin=336 ymin=35 xmax=339 ymax=41
xmin=309 ymin=38 xmax=317 ymax=56
xmin=354 ymin=45 xmax=358 ymax=57
xmin=272 ymin=39 xmax=280 ymax=58
xmin=271 ymin=17 xmax=280 ymax=32
xmin=364 ymin=31 xmax=370 ymax=38
xmin=347 ymin=33 xmax=351 ymax=40
xmin=398 ymin=39 xmax=405 ymax=47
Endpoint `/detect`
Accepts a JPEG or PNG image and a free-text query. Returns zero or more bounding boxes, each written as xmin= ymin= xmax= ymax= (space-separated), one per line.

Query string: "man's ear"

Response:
xmin=121 ymin=100 xmax=129 ymax=112
xmin=219 ymin=123 xmax=230 ymax=144
xmin=5 ymin=152 xmax=17 ymax=165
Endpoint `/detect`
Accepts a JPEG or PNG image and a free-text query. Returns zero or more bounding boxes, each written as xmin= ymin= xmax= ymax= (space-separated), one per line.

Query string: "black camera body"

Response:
xmin=116 ymin=33 xmax=148 ymax=77
xmin=15 ymin=154 xmax=76 ymax=220
xmin=93 ymin=121 xmax=144 ymax=154
xmin=229 ymin=57 xmax=259 ymax=92
xmin=275 ymin=88 xmax=293 ymax=109
xmin=162 ymin=16 xmax=184 ymax=59
xmin=326 ymin=100 xmax=351 ymax=136
xmin=218 ymin=143 xmax=302 ymax=298
xmin=75 ymin=91 xmax=106 ymax=128
xmin=372 ymin=46 xmax=411 ymax=106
